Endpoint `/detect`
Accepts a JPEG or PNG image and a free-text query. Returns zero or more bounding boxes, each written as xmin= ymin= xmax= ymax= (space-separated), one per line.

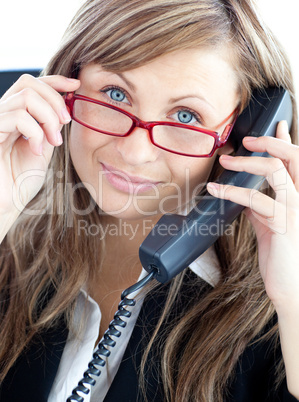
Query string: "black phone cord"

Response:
xmin=66 ymin=267 xmax=157 ymax=402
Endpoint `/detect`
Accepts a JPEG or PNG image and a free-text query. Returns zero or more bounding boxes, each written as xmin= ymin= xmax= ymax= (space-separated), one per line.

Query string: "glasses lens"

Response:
xmin=152 ymin=125 xmax=215 ymax=156
xmin=73 ymin=99 xmax=133 ymax=135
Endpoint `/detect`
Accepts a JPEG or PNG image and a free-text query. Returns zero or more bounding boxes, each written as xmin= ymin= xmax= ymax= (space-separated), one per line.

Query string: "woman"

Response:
xmin=0 ymin=0 xmax=298 ymax=401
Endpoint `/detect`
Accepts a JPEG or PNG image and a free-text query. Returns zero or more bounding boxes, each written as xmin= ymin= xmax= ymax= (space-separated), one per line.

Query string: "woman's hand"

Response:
xmin=208 ymin=121 xmax=299 ymax=397
xmin=0 ymin=74 xmax=80 ymax=219
xmin=207 ymin=121 xmax=299 ymax=312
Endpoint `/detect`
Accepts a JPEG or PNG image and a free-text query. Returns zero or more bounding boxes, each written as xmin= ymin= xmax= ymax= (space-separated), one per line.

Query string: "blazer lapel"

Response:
xmin=0 ymin=315 xmax=68 ymax=402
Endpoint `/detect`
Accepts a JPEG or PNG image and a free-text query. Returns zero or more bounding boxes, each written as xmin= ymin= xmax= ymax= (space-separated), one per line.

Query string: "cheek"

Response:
xmin=69 ymin=122 xmax=108 ymax=153
xmin=171 ymin=156 xmax=217 ymax=206
xmin=69 ymin=122 xmax=110 ymax=180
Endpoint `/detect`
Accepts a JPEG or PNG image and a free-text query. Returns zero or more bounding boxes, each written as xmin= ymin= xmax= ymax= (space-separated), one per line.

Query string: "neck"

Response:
xmin=104 ymin=213 xmax=160 ymax=254
xmin=91 ymin=213 xmax=162 ymax=291
xmin=88 ymin=214 xmax=161 ymax=339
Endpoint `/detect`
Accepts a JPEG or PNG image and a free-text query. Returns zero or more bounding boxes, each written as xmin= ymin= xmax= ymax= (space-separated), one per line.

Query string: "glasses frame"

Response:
xmin=65 ymin=92 xmax=239 ymax=158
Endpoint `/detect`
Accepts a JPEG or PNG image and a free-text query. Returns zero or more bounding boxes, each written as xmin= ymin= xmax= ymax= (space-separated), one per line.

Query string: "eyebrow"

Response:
xmin=115 ymin=72 xmax=136 ymax=92
xmin=109 ymin=71 xmax=215 ymax=110
xmin=169 ymin=95 xmax=215 ymax=110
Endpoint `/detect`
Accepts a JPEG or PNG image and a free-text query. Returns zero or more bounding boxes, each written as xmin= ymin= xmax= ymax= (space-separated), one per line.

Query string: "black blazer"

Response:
xmin=1 ymin=272 xmax=298 ymax=402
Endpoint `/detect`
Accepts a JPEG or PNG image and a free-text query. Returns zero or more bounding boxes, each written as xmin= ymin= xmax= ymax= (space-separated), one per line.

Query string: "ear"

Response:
xmin=217 ymin=140 xmax=234 ymax=156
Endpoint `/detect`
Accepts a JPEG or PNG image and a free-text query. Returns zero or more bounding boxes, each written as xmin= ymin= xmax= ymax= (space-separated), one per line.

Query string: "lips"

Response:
xmin=101 ymin=162 xmax=161 ymax=193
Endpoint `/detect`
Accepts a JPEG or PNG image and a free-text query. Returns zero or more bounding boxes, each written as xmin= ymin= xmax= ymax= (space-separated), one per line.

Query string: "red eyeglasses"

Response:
xmin=65 ymin=93 xmax=239 ymax=157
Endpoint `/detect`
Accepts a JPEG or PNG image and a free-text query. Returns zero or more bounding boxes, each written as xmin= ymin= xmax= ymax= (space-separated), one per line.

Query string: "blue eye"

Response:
xmin=178 ymin=110 xmax=195 ymax=124
xmin=110 ymin=89 xmax=126 ymax=102
xmin=102 ymin=87 xmax=130 ymax=105
xmin=168 ymin=108 xmax=202 ymax=126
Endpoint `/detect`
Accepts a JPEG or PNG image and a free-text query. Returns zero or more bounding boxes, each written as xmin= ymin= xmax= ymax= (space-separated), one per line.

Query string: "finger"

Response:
xmin=0 ymin=110 xmax=45 ymax=156
xmin=207 ymin=182 xmax=276 ymax=217
xmin=207 ymin=182 xmax=287 ymax=232
xmin=242 ymin=135 xmax=299 ymax=192
xmin=219 ymin=154 xmax=296 ymax=199
xmin=242 ymin=207 xmax=288 ymax=239
xmin=243 ymin=207 xmax=271 ymax=234
xmin=38 ymin=75 xmax=81 ymax=93
xmin=12 ymin=129 xmax=54 ymax=171
xmin=1 ymin=74 xmax=80 ymax=124
xmin=275 ymin=120 xmax=291 ymax=143
xmin=0 ymin=89 xmax=62 ymax=147
xmin=242 ymin=134 xmax=298 ymax=161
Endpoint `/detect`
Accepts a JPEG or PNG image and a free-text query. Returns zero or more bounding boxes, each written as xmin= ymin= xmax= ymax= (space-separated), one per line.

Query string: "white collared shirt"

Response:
xmin=48 ymin=247 xmax=220 ymax=402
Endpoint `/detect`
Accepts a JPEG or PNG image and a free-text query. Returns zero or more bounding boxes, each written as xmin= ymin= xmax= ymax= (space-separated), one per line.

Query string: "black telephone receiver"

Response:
xmin=139 ymin=87 xmax=293 ymax=283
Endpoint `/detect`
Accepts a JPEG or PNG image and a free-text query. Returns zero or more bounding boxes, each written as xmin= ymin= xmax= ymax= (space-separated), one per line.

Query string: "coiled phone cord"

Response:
xmin=66 ymin=267 xmax=157 ymax=402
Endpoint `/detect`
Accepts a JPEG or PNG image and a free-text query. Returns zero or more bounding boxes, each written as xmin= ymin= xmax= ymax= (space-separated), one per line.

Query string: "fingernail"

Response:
xmin=62 ymin=107 xmax=71 ymax=123
xmin=38 ymin=144 xmax=43 ymax=156
xmin=220 ymin=154 xmax=234 ymax=160
xmin=207 ymin=182 xmax=220 ymax=193
xmin=56 ymin=131 xmax=63 ymax=145
xmin=66 ymin=78 xmax=79 ymax=83
xmin=280 ymin=120 xmax=289 ymax=131
xmin=244 ymin=136 xmax=257 ymax=141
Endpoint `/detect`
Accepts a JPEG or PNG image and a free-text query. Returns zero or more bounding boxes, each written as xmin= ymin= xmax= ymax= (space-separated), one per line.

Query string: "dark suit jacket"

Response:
xmin=0 ymin=272 xmax=298 ymax=402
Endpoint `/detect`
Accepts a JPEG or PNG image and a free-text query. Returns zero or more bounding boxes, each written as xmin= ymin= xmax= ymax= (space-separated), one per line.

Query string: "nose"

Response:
xmin=115 ymin=126 xmax=160 ymax=165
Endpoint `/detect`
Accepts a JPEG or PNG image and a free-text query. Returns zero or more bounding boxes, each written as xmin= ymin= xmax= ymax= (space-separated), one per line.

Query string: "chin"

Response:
xmin=100 ymin=207 xmax=159 ymax=222
xmin=97 ymin=194 xmax=188 ymax=221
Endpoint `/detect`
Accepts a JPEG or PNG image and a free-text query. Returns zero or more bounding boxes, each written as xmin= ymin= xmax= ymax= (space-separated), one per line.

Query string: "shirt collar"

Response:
xmin=188 ymin=246 xmax=220 ymax=286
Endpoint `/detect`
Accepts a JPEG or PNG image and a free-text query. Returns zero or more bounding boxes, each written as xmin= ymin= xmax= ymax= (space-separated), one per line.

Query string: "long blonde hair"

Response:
xmin=0 ymin=0 xmax=298 ymax=400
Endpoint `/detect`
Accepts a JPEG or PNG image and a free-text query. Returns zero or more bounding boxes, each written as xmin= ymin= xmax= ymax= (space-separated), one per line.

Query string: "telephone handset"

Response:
xmin=139 ymin=87 xmax=293 ymax=284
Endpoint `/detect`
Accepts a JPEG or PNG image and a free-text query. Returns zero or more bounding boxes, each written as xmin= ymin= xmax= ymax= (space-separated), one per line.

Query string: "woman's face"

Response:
xmin=69 ymin=48 xmax=240 ymax=220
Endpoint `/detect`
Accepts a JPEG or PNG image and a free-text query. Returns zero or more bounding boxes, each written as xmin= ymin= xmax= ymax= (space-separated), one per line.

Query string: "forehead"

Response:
xmin=79 ymin=47 xmax=240 ymax=114
xmin=126 ymin=47 xmax=238 ymax=86
xmin=81 ymin=47 xmax=238 ymax=88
